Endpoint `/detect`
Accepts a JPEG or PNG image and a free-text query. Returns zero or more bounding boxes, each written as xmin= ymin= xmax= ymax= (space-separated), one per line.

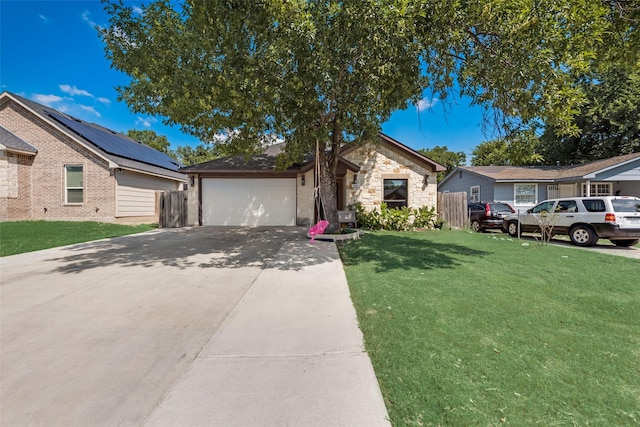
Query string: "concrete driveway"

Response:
xmin=1 ymin=227 xmax=390 ymax=426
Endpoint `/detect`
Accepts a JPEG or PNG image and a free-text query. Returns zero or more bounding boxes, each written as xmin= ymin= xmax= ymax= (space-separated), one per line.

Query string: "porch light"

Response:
xmin=352 ymin=173 xmax=358 ymax=184
xmin=424 ymin=173 xmax=430 ymax=184
xmin=301 ymin=175 xmax=305 ymax=186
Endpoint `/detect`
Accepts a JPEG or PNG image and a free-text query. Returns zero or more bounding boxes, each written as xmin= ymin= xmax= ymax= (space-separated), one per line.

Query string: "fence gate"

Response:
xmin=437 ymin=192 xmax=467 ymax=229
xmin=156 ymin=190 xmax=188 ymax=228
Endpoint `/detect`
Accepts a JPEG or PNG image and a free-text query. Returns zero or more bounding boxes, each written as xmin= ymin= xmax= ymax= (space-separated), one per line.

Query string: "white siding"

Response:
xmin=116 ymin=171 xmax=179 ymax=217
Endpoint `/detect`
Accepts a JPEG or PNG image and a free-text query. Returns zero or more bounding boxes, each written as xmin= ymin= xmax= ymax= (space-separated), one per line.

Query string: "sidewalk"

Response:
xmin=143 ymin=238 xmax=391 ymax=426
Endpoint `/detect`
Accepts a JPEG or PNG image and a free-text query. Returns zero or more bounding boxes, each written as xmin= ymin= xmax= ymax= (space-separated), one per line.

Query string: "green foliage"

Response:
xmin=418 ymin=146 xmax=466 ymax=182
xmin=173 ymin=144 xmax=220 ymax=166
xmin=126 ymin=129 xmax=173 ymax=155
xmin=340 ymin=231 xmax=640 ymax=426
xmin=472 ymin=129 xmax=543 ymax=166
xmin=352 ymin=203 xmax=438 ymax=231
xmin=539 ymin=68 xmax=640 ymax=164
xmin=413 ymin=205 xmax=438 ymax=229
xmin=415 ymin=0 xmax=640 ymax=136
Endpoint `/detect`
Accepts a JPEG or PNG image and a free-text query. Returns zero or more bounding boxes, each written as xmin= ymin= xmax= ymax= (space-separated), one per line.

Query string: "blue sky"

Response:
xmin=1 ymin=0 xmax=490 ymax=160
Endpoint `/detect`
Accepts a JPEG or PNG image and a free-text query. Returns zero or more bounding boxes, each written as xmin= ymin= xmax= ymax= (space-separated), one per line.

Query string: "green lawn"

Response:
xmin=339 ymin=230 xmax=640 ymax=426
xmin=0 ymin=221 xmax=156 ymax=257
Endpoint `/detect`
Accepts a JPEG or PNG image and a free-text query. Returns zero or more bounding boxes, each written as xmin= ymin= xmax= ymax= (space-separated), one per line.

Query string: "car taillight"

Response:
xmin=485 ymin=204 xmax=491 ymax=217
xmin=605 ymin=213 xmax=616 ymax=223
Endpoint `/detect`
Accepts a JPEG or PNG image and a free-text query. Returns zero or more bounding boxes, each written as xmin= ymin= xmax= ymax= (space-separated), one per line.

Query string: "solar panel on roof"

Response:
xmin=47 ymin=111 xmax=182 ymax=172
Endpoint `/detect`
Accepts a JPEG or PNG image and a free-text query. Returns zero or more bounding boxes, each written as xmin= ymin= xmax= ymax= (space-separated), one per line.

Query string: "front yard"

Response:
xmin=0 ymin=221 xmax=156 ymax=257
xmin=339 ymin=230 xmax=639 ymax=426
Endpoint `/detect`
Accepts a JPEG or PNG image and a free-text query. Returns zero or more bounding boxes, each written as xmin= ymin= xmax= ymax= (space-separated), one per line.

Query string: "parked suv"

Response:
xmin=503 ymin=196 xmax=640 ymax=247
xmin=468 ymin=202 xmax=515 ymax=232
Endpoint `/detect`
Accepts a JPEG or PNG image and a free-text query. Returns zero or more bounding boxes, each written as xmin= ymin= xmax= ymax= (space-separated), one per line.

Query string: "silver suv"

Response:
xmin=503 ymin=196 xmax=640 ymax=247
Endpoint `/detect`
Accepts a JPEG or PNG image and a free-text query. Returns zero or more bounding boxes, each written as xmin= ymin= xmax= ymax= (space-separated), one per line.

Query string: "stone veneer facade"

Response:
xmin=342 ymin=141 xmax=438 ymax=212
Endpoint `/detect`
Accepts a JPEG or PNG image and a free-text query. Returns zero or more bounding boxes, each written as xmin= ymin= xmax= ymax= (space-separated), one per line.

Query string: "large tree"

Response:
xmin=418 ymin=146 xmax=466 ymax=182
xmin=101 ymin=0 xmax=639 ymax=230
xmin=539 ymin=68 xmax=640 ymax=164
xmin=102 ymin=0 xmax=423 ymax=230
xmin=126 ymin=129 xmax=172 ymax=155
xmin=471 ymin=130 xmax=543 ymax=166
xmin=174 ymin=144 xmax=220 ymax=166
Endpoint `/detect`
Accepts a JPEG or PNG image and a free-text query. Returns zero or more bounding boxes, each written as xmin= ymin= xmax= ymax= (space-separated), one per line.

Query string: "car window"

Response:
xmin=583 ymin=199 xmax=606 ymax=212
xmin=489 ymin=203 xmax=513 ymax=212
xmin=531 ymin=201 xmax=555 ymax=214
xmin=557 ymin=200 xmax=578 ymax=213
xmin=468 ymin=204 xmax=483 ymax=211
xmin=611 ymin=198 xmax=640 ymax=212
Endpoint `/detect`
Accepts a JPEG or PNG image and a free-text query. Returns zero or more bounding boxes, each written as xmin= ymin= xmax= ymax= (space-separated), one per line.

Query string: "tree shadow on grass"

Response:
xmin=49 ymin=226 xmax=337 ymax=274
xmin=339 ymin=232 xmax=490 ymax=273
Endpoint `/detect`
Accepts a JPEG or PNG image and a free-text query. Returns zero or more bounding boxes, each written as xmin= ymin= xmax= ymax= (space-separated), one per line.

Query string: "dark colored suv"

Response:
xmin=468 ymin=202 xmax=515 ymax=232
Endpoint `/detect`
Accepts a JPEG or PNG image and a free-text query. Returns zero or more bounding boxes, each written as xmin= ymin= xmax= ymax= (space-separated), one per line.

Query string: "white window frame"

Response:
xmin=514 ymin=183 xmax=537 ymax=206
xmin=470 ymin=185 xmax=480 ymax=202
xmin=65 ymin=164 xmax=84 ymax=205
xmin=581 ymin=182 xmax=612 ymax=197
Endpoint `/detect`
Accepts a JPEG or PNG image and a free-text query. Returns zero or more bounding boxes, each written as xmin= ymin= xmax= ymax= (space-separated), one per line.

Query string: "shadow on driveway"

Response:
xmin=49 ymin=226 xmax=333 ymax=274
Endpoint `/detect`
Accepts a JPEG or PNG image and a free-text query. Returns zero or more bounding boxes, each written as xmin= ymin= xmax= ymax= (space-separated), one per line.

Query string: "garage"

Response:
xmin=201 ymin=178 xmax=296 ymax=226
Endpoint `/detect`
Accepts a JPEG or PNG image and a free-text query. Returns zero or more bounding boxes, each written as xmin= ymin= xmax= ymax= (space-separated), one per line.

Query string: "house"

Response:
xmin=181 ymin=133 xmax=445 ymax=226
xmin=439 ymin=153 xmax=640 ymax=212
xmin=0 ymin=91 xmax=187 ymax=223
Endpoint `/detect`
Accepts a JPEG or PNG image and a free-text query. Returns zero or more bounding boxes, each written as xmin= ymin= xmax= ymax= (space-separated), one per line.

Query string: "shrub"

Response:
xmin=351 ymin=203 xmax=439 ymax=231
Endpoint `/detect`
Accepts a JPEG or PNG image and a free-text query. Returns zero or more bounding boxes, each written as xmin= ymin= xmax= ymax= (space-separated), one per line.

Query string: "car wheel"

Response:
xmin=507 ymin=221 xmax=519 ymax=237
xmin=610 ymin=239 xmax=639 ymax=247
xmin=569 ymin=225 xmax=598 ymax=247
xmin=470 ymin=219 xmax=481 ymax=232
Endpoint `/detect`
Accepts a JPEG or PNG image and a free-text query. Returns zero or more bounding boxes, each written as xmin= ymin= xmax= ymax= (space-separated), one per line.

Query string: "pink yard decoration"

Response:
xmin=308 ymin=220 xmax=329 ymax=242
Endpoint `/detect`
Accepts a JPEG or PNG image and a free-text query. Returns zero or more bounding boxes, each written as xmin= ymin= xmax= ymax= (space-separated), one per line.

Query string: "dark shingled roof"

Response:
xmin=0 ymin=125 xmax=37 ymax=154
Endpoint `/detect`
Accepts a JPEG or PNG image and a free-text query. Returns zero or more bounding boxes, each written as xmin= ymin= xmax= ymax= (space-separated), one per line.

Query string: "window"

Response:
xmin=583 ymin=199 xmax=606 ymax=212
xmin=470 ymin=185 xmax=480 ymax=202
xmin=514 ymin=184 xmax=537 ymax=205
xmin=581 ymin=183 xmax=612 ymax=197
xmin=383 ymin=179 xmax=407 ymax=209
xmin=531 ymin=200 xmax=555 ymax=214
xmin=65 ymin=165 xmax=83 ymax=204
xmin=556 ymin=200 xmax=577 ymax=213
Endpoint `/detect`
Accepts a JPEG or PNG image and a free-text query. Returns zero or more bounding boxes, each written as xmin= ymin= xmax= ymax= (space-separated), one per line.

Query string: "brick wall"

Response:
xmin=0 ymin=100 xmax=117 ymax=222
xmin=343 ymin=142 xmax=438 ymax=211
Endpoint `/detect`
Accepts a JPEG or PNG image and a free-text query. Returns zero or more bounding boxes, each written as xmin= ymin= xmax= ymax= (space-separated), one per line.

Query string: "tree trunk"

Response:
xmin=318 ymin=148 xmax=340 ymax=233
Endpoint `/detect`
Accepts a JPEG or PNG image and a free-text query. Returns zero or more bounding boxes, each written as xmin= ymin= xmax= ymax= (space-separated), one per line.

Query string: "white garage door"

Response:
xmin=201 ymin=178 xmax=296 ymax=226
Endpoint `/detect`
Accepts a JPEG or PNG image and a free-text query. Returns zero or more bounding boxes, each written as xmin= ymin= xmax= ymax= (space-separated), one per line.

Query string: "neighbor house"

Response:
xmin=181 ymin=133 xmax=445 ymax=226
xmin=439 ymin=153 xmax=640 ymax=212
xmin=0 ymin=91 xmax=187 ymax=223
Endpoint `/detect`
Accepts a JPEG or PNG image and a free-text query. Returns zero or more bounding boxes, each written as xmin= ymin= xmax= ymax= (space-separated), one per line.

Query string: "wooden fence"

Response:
xmin=156 ymin=190 xmax=188 ymax=228
xmin=437 ymin=192 xmax=467 ymax=229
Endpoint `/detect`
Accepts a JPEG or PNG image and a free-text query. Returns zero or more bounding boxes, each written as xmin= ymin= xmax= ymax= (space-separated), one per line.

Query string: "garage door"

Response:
xmin=201 ymin=178 xmax=296 ymax=226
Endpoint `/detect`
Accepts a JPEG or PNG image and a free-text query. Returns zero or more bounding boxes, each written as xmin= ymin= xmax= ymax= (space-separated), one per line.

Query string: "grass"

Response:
xmin=339 ymin=230 xmax=640 ymax=426
xmin=0 ymin=221 xmax=156 ymax=257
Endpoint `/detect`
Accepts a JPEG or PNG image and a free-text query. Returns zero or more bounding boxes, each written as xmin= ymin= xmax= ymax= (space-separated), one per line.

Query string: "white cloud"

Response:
xmin=97 ymin=97 xmax=111 ymax=105
xmin=39 ymin=14 xmax=50 ymax=23
xmin=79 ymin=105 xmax=101 ymax=117
xmin=135 ymin=116 xmax=158 ymax=127
xmin=416 ymin=97 xmax=439 ymax=111
xmin=32 ymin=94 xmax=63 ymax=106
xmin=59 ymin=84 xmax=93 ymax=97
xmin=133 ymin=6 xmax=143 ymax=14
xmin=81 ymin=10 xmax=97 ymax=28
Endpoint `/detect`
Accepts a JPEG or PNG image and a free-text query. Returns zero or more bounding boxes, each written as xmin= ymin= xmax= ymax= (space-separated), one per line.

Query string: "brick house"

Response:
xmin=181 ymin=133 xmax=445 ymax=226
xmin=0 ymin=91 xmax=187 ymax=223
